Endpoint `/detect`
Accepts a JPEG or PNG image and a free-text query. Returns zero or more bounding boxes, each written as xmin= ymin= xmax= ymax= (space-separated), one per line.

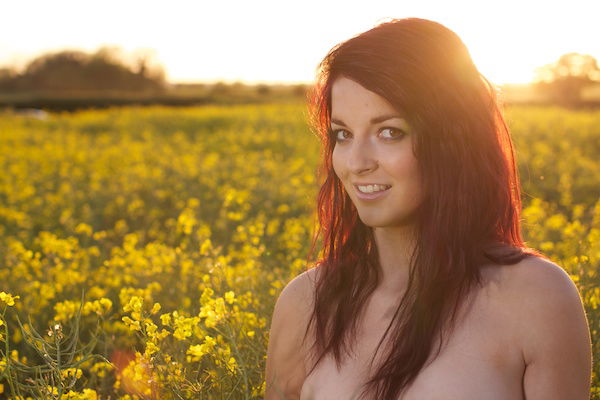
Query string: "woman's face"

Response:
xmin=331 ymin=76 xmax=424 ymax=228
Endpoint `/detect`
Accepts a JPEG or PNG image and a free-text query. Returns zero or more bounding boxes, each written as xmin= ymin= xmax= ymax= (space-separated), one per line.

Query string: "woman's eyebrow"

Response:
xmin=331 ymin=114 xmax=405 ymax=126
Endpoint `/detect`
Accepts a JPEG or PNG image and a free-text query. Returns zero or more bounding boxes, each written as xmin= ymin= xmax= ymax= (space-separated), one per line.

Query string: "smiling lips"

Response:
xmin=353 ymin=183 xmax=392 ymax=200
xmin=355 ymin=184 xmax=391 ymax=193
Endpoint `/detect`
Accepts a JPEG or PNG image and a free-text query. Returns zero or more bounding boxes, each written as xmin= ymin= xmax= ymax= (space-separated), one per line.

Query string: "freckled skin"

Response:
xmin=331 ymin=76 xmax=424 ymax=228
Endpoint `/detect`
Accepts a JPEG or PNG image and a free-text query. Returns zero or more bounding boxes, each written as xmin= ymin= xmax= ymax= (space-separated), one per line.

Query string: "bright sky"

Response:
xmin=1 ymin=0 xmax=598 ymax=85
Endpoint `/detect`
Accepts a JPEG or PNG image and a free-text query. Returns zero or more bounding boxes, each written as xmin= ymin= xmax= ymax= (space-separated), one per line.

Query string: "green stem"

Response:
xmin=2 ymin=308 xmax=21 ymax=398
xmin=55 ymin=327 xmax=62 ymax=399
xmin=225 ymin=323 xmax=250 ymax=399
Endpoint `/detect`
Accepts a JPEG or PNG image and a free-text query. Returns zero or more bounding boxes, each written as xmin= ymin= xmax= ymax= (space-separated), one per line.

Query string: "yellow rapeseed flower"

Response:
xmin=83 ymin=298 xmax=113 ymax=316
xmin=145 ymin=321 xmax=158 ymax=336
xmin=54 ymin=300 xmax=79 ymax=321
xmin=200 ymin=287 xmax=214 ymax=306
xmin=122 ymin=316 xmax=141 ymax=331
xmin=150 ymin=302 xmax=161 ymax=315
xmin=144 ymin=341 xmax=159 ymax=357
xmin=123 ymin=296 xmax=143 ymax=314
xmin=0 ymin=292 xmax=19 ymax=306
xmin=226 ymin=356 xmax=237 ymax=374
xmin=159 ymin=313 xmax=171 ymax=326
xmin=74 ymin=222 xmax=93 ymax=236
xmin=172 ymin=315 xmax=199 ymax=341
xmin=224 ymin=291 xmax=235 ymax=304
xmin=90 ymin=361 xmax=113 ymax=378
xmin=199 ymin=305 xmax=218 ymax=329
xmin=186 ymin=335 xmax=217 ymax=362
xmin=47 ymin=385 xmax=59 ymax=395
xmin=200 ymin=239 xmax=212 ymax=255
xmin=61 ymin=367 xmax=83 ymax=380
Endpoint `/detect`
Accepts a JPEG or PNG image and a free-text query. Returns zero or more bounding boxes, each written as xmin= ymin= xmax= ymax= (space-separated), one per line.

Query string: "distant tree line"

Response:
xmin=533 ymin=52 xmax=600 ymax=107
xmin=0 ymin=47 xmax=166 ymax=93
xmin=1 ymin=47 xmax=598 ymax=109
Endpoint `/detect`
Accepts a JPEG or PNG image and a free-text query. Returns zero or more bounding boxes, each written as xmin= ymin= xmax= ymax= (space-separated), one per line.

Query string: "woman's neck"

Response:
xmin=372 ymin=225 xmax=417 ymax=297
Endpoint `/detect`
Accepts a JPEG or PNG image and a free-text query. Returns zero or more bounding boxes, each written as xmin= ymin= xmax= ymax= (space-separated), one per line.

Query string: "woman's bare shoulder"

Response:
xmin=499 ymin=256 xmax=592 ymax=398
xmin=479 ymin=255 xmax=577 ymax=297
xmin=502 ymin=255 xmax=581 ymax=303
xmin=264 ymin=265 xmax=322 ymax=399
xmin=283 ymin=265 xmax=322 ymax=305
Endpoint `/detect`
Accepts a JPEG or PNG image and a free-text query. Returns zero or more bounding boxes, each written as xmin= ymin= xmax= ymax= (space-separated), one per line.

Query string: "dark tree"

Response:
xmin=256 ymin=84 xmax=271 ymax=96
xmin=293 ymin=83 xmax=308 ymax=97
xmin=0 ymin=47 xmax=166 ymax=94
xmin=534 ymin=53 xmax=600 ymax=106
xmin=0 ymin=67 xmax=17 ymax=91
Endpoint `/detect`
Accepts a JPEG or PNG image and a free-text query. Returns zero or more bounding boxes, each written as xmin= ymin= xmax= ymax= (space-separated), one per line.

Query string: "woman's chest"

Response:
xmin=300 ymin=287 xmax=526 ymax=400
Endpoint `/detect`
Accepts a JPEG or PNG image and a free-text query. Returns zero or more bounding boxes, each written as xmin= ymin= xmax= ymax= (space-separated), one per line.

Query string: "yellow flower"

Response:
xmin=199 ymin=305 xmax=218 ymax=328
xmin=144 ymin=341 xmax=159 ymax=357
xmin=156 ymin=328 xmax=170 ymax=340
xmin=186 ymin=335 xmax=217 ymax=362
xmin=99 ymin=298 xmax=113 ymax=312
xmin=90 ymin=361 xmax=113 ymax=378
xmin=80 ymin=389 xmax=98 ymax=400
xmin=74 ymin=222 xmax=93 ymax=236
xmin=0 ymin=292 xmax=19 ymax=306
xmin=47 ymin=385 xmax=59 ymax=395
xmin=224 ymin=291 xmax=235 ymax=304
xmin=61 ymin=367 xmax=83 ymax=380
xmin=54 ymin=300 xmax=79 ymax=321
xmin=150 ymin=302 xmax=161 ymax=315
xmin=186 ymin=344 xmax=205 ymax=361
xmin=214 ymin=297 xmax=227 ymax=317
xmin=83 ymin=298 xmax=113 ymax=316
xmin=200 ymin=287 xmax=214 ymax=306
xmin=122 ymin=316 xmax=141 ymax=331
xmin=160 ymin=313 xmax=171 ymax=326
xmin=145 ymin=321 xmax=158 ymax=336
xmin=200 ymin=239 xmax=212 ymax=255
xmin=123 ymin=296 xmax=143 ymax=314
xmin=172 ymin=315 xmax=199 ymax=341
xmin=226 ymin=356 xmax=237 ymax=374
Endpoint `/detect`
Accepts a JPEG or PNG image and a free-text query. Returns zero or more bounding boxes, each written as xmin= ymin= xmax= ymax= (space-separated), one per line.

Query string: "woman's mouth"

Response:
xmin=354 ymin=184 xmax=391 ymax=200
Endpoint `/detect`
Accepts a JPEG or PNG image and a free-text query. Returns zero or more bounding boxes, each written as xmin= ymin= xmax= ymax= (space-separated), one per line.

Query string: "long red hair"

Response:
xmin=302 ymin=17 xmax=545 ymax=400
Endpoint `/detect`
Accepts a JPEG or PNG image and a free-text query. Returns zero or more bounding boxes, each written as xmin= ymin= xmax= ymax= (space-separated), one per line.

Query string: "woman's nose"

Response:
xmin=347 ymin=140 xmax=378 ymax=175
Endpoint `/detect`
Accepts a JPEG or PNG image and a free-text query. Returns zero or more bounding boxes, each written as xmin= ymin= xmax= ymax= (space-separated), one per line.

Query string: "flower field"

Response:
xmin=0 ymin=102 xmax=598 ymax=399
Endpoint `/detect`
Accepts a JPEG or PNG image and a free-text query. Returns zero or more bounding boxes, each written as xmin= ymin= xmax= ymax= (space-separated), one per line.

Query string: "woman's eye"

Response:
xmin=380 ymin=127 xmax=405 ymax=139
xmin=333 ymin=129 xmax=350 ymax=141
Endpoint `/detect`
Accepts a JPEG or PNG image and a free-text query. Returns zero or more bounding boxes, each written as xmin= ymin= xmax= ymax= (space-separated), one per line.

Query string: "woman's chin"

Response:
xmin=357 ymin=213 xmax=392 ymax=228
xmin=357 ymin=211 xmax=418 ymax=229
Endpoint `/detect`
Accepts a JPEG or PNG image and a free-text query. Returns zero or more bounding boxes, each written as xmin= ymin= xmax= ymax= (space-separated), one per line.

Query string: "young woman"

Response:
xmin=265 ymin=18 xmax=592 ymax=400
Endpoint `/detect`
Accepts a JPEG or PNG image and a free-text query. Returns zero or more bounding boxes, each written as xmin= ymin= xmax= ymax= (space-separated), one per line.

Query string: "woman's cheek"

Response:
xmin=331 ymin=147 xmax=344 ymax=180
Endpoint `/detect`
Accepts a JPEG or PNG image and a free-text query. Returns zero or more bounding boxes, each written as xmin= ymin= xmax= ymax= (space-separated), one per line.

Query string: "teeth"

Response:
xmin=357 ymin=184 xmax=390 ymax=193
